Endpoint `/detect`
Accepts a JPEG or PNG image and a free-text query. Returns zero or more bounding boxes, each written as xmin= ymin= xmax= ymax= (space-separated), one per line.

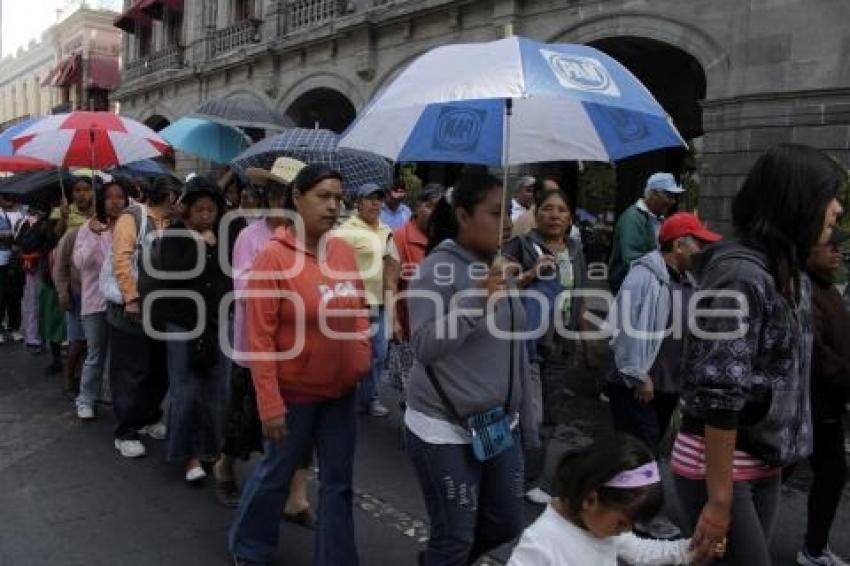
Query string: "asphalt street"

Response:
xmin=1 ymin=342 xmax=848 ymax=566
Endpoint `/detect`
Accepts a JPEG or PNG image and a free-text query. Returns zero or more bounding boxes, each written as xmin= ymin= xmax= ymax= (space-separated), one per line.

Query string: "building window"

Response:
xmin=167 ymin=9 xmax=184 ymax=46
xmin=139 ymin=24 xmax=153 ymax=57
xmin=235 ymin=0 xmax=254 ymax=22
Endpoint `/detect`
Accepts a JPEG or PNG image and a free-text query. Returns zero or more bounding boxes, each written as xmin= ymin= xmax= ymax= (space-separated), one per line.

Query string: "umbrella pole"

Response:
xmin=57 ymin=168 xmax=67 ymax=207
xmin=498 ymin=98 xmax=513 ymax=252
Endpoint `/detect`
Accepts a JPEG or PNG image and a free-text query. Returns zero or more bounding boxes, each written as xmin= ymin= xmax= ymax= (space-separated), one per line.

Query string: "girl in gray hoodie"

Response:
xmin=405 ymin=172 xmax=537 ymax=566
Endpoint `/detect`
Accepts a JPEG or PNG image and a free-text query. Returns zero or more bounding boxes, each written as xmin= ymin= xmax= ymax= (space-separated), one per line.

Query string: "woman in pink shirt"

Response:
xmin=72 ymin=178 xmax=130 ymax=420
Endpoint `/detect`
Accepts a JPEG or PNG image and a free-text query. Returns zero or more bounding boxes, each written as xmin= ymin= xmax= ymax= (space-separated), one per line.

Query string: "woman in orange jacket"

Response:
xmin=229 ymin=164 xmax=371 ymax=566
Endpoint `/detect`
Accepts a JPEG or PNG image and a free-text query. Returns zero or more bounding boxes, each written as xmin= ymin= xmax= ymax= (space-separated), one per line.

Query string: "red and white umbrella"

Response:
xmin=0 ymin=155 xmax=54 ymax=173
xmin=11 ymin=111 xmax=170 ymax=169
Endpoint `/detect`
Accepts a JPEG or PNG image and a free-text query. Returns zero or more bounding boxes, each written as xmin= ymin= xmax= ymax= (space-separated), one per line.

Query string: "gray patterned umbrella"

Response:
xmin=230 ymin=128 xmax=393 ymax=194
xmin=190 ymin=96 xmax=293 ymax=131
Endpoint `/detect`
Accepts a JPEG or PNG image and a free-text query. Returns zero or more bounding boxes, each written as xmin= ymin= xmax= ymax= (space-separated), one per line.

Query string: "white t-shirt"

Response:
xmin=0 ymin=209 xmax=22 ymax=266
xmin=508 ymin=506 xmax=690 ymax=566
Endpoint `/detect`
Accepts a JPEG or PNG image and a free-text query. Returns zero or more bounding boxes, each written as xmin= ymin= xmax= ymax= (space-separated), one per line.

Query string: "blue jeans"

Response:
xmin=406 ymin=428 xmax=525 ymax=566
xmin=65 ymin=291 xmax=85 ymax=342
xmin=75 ymin=312 xmax=107 ymax=410
xmin=230 ymin=392 xmax=358 ymax=565
xmin=358 ymin=306 xmax=388 ymax=408
xmin=165 ymin=323 xmax=227 ymax=462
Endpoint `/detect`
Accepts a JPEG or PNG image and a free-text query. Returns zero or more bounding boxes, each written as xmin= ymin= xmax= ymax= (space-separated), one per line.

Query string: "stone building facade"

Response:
xmin=113 ymin=0 xmax=850 ymax=232
xmin=0 ymin=4 xmax=122 ymax=129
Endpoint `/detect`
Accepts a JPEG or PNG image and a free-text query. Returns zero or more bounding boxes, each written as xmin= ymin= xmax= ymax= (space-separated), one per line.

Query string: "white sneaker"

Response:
xmin=76 ymin=405 xmax=95 ymax=420
xmin=798 ymin=548 xmax=850 ymax=566
xmin=185 ymin=466 xmax=207 ymax=484
xmin=138 ymin=422 xmax=167 ymax=440
xmin=114 ymin=438 xmax=146 ymax=458
xmin=525 ymin=487 xmax=552 ymax=505
xmin=11 ymin=331 xmax=23 ymax=342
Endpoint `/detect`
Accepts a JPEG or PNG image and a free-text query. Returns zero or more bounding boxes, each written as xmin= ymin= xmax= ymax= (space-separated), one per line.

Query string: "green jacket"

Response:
xmin=608 ymin=202 xmax=658 ymax=295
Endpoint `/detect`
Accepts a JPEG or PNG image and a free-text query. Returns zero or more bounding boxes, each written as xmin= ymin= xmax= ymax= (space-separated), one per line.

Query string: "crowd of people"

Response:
xmin=1 ymin=142 xmax=848 ymax=566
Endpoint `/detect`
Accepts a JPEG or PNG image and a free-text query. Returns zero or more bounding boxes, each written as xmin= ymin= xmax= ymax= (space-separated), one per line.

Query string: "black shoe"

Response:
xmin=215 ymin=479 xmax=241 ymax=508
xmin=233 ymin=556 xmax=268 ymax=566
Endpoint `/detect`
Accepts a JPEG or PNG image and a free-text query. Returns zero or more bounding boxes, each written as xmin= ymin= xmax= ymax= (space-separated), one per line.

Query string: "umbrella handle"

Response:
xmin=498 ymin=98 xmax=513 ymax=252
xmin=57 ymin=167 xmax=68 ymax=207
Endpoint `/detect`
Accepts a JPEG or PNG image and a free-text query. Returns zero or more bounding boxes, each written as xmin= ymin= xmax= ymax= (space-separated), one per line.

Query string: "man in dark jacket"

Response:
xmin=798 ymin=228 xmax=850 ymax=566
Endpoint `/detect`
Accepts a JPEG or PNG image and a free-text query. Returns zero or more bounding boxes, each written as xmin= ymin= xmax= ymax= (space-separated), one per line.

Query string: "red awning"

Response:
xmin=45 ymin=54 xmax=83 ymax=88
xmin=114 ymin=0 xmax=151 ymax=33
xmin=141 ymin=0 xmax=183 ymax=19
xmin=87 ymin=55 xmax=121 ymax=90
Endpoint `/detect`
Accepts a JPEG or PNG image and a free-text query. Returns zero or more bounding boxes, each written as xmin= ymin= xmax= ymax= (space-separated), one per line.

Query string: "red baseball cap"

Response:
xmin=659 ymin=212 xmax=722 ymax=244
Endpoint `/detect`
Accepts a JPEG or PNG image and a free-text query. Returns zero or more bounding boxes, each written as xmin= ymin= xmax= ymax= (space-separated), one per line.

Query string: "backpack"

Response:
xmin=99 ymin=204 xmax=149 ymax=305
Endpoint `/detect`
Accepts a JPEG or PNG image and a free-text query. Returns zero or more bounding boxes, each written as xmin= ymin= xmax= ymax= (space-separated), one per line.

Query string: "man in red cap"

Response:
xmin=605 ymin=212 xmax=721 ymax=538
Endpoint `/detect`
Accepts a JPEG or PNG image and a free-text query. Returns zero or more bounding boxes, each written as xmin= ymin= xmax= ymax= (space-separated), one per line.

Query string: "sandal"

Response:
xmin=283 ymin=507 xmax=317 ymax=530
xmin=215 ymin=479 xmax=241 ymax=508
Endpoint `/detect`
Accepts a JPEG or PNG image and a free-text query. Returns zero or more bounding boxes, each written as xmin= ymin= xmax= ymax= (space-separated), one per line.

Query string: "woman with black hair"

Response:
xmin=503 ymin=188 xmax=590 ymax=504
xmin=145 ymin=176 xmax=232 ymax=483
xmin=508 ymin=434 xmax=699 ymax=565
xmin=672 ymin=144 xmax=845 ymax=565
xmin=405 ymin=172 xmax=537 ymax=565
xmin=71 ymin=177 xmax=131 ymax=420
xmin=229 ymin=164 xmax=371 ymax=566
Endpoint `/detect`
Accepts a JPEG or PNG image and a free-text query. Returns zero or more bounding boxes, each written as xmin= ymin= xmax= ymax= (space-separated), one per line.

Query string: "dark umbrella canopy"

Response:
xmin=230 ymin=128 xmax=393 ymax=195
xmin=0 ymin=169 xmax=75 ymax=207
xmin=190 ymin=97 xmax=293 ymax=131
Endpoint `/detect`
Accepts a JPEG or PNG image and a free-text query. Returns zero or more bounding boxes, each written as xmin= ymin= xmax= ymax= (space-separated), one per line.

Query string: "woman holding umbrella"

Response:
xmin=405 ymin=172 xmax=537 ymax=566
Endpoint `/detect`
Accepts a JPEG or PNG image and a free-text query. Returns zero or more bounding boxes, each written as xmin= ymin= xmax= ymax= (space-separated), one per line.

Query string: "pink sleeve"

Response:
xmin=232 ymin=229 xmax=256 ymax=293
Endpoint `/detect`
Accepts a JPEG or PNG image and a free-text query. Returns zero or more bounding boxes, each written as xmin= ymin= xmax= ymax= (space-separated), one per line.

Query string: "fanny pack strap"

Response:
xmin=423 ymin=293 xmax=515 ymax=426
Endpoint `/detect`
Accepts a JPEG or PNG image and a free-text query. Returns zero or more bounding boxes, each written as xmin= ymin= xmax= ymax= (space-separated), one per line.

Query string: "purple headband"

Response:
xmin=603 ymin=462 xmax=660 ymax=488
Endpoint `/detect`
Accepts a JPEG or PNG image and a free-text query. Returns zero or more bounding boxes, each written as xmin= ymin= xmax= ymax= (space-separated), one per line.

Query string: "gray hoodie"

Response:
xmin=406 ymin=239 xmax=538 ymax=448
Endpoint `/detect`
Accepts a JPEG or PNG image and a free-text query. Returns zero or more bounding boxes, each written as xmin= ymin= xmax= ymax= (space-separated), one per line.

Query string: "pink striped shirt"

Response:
xmin=671 ymin=432 xmax=780 ymax=482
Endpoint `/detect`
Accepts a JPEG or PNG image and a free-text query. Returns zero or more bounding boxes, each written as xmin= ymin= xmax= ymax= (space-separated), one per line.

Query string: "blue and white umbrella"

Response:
xmin=338 ymin=36 xmax=686 ymax=166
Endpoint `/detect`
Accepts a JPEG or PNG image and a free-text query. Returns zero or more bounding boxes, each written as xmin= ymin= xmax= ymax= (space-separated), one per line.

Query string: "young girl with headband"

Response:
xmin=509 ymin=434 xmax=720 ymax=565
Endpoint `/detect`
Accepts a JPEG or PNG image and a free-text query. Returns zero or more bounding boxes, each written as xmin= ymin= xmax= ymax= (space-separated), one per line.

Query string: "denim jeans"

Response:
xmin=357 ymin=305 xmax=388 ymax=408
xmin=675 ymin=473 xmax=780 ymax=566
xmin=230 ymin=392 xmax=358 ymax=565
xmin=406 ymin=428 xmax=525 ymax=566
xmin=22 ymin=270 xmax=40 ymax=346
xmin=165 ymin=323 xmax=227 ymax=462
xmin=75 ymin=312 xmax=108 ymax=410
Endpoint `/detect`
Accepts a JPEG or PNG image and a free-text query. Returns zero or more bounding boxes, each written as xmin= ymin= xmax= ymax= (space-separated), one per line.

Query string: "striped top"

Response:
xmin=671 ymin=433 xmax=780 ymax=482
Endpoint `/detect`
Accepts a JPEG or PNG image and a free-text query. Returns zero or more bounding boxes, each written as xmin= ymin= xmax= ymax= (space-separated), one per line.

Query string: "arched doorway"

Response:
xmin=284 ymin=88 xmax=356 ymax=134
xmin=587 ymin=37 xmax=707 ymax=214
xmin=143 ymin=114 xmax=171 ymax=132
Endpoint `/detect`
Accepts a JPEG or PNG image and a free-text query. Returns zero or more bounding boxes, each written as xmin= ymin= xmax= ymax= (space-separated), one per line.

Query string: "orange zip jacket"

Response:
xmin=247 ymin=228 xmax=371 ymax=422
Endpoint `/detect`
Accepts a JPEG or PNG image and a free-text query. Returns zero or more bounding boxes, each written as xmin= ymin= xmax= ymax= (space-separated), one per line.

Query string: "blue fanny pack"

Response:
xmin=423 ymin=298 xmax=517 ymax=463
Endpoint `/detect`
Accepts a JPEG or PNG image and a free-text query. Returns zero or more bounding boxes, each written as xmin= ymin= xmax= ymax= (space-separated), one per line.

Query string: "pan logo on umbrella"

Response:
xmin=433 ymin=106 xmax=485 ymax=152
xmin=540 ymin=49 xmax=621 ymax=97
xmin=599 ymin=106 xmax=649 ymax=143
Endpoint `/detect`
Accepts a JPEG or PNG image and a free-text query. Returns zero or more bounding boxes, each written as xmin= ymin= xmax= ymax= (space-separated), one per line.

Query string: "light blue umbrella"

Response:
xmin=339 ymin=36 xmax=685 ymax=166
xmin=159 ymin=117 xmax=250 ymax=164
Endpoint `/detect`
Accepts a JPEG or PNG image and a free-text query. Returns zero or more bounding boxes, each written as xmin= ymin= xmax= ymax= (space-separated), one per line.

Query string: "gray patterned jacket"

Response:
xmin=680 ymin=241 xmax=813 ymax=467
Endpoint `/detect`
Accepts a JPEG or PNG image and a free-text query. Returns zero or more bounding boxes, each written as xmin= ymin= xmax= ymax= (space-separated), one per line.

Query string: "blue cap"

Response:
xmin=645 ymin=172 xmax=684 ymax=194
xmin=356 ymin=182 xmax=386 ymax=199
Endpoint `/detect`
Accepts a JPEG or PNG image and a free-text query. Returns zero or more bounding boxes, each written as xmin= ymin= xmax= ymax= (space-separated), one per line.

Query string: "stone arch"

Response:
xmin=276 ymin=72 xmax=365 ymax=117
xmin=283 ymin=88 xmax=357 ymax=134
xmin=548 ymin=11 xmax=728 ymax=98
xmin=217 ymin=88 xmax=277 ymax=110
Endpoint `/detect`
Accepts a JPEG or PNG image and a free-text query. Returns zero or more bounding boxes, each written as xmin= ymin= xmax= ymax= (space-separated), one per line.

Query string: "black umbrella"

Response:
xmin=190 ymin=96 xmax=293 ymax=131
xmin=0 ymin=169 xmax=75 ymax=207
